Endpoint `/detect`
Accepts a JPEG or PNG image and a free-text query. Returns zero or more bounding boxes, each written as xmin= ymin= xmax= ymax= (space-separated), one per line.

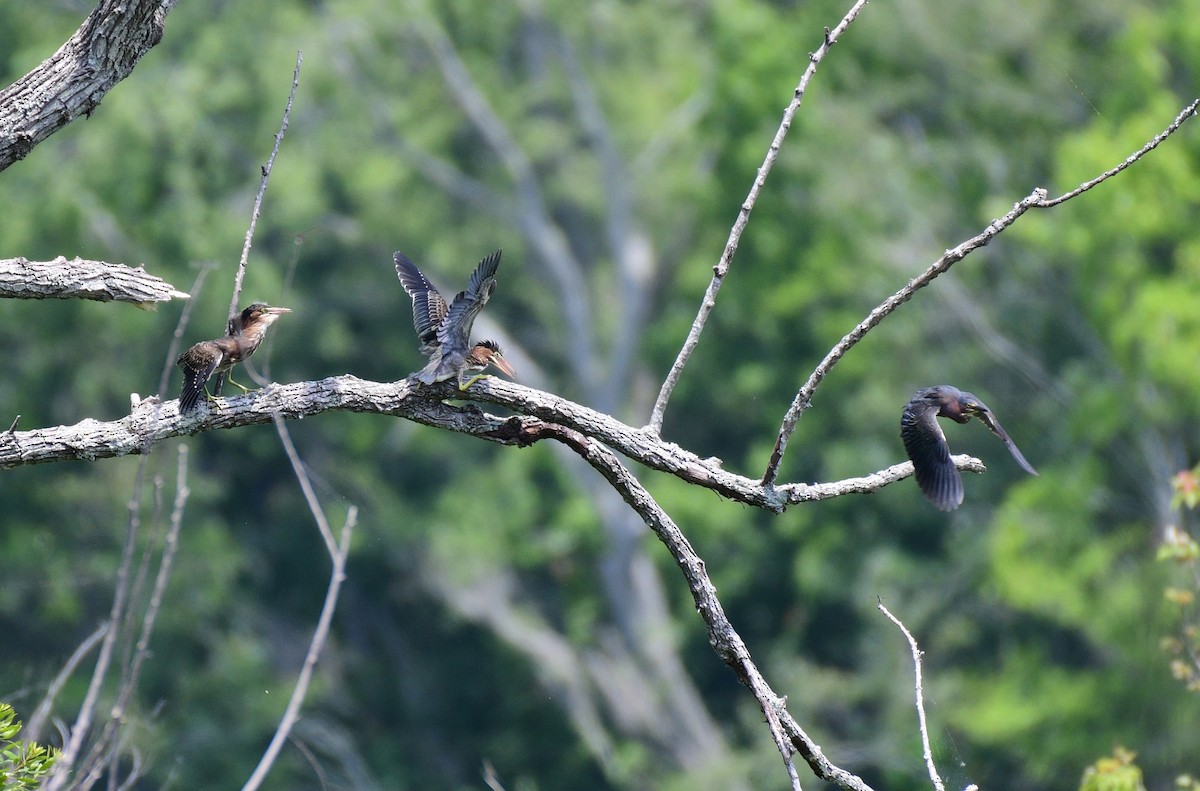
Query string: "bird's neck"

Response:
xmin=236 ymin=316 xmax=278 ymax=348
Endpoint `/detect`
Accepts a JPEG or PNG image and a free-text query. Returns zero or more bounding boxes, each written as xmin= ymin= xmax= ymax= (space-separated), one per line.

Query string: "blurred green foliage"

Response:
xmin=1 ymin=0 xmax=1199 ymax=789
xmin=1080 ymin=747 xmax=1145 ymax=791
xmin=0 ymin=703 xmax=57 ymax=789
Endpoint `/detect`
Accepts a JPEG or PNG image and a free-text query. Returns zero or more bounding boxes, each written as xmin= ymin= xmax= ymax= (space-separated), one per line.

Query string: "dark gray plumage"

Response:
xmin=393 ymin=250 xmax=514 ymax=387
xmin=901 ymin=385 xmax=1037 ymax=510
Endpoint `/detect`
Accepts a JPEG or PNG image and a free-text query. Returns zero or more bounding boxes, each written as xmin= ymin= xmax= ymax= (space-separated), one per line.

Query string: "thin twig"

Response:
xmin=44 ymin=460 xmax=147 ymax=791
xmin=482 ymin=759 xmax=507 ymax=791
xmin=763 ymin=95 xmax=1200 ymax=486
xmin=24 ymin=624 xmax=108 ymax=745
xmin=646 ymin=0 xmax=870 ymax=436
xmin=877 ymin=600 xmax=945 ymax=791
xmin=227 ymin=51 xmax=302 ymax=324
xmin=100 ymin=470 xmax=167 ymax=789
xmin=761 ymin=188 xmax=1046 ymax=485
xmin=1041 ymin=96 xmax=1200 ymax=207
xmin=79 ymin=446 xmax=191 ymax=790
xmin=6 ymin=415 xmax=20 ymax=433
xmin=286 ymin=733 xmax=332 ymax=791
xmin=241 ymin=500 xmax=357 ymax=791
xmin=271 ymin=413 xmax=337 ymax=556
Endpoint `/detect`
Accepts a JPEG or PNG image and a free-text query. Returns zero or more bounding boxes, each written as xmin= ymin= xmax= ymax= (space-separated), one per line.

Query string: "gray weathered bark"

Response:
xmin=0 ymin=257 xmax=188 ymax=306
xmin=0 ymin=0 xmax=179 ymax=173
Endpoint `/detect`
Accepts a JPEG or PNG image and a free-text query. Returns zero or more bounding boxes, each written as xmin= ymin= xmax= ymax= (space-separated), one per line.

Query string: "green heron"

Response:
xmin=901 ymin=385 xmax=1037 ymax=510
xmin=176 ymin=302 xmax=291 ymax=413
xmin=394 ymin=250 xmax=515 ymax=389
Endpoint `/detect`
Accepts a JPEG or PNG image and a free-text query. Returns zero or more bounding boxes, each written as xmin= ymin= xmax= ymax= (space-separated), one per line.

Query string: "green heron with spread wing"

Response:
xmin=394 ymin=250 xmax=515 ymax=389
xmin=177 ymin=303 xmax=291 ymax=413
xmin=901 ymin=385 xmax=1037 ymax=510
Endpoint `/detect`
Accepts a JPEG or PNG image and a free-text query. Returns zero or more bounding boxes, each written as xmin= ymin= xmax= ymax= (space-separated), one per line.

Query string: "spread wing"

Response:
xmin=394 ymin=252 xmax=449 ymax=350
xmin=437 ymin=250 xmax=501 ymax=351
xmin=975 ymin=406 xmax=1038 ymax=476
xmin=901 ymin=398 xmax=964 ymax=511
xmin=177 ymin=342 xmax=222 ymax=413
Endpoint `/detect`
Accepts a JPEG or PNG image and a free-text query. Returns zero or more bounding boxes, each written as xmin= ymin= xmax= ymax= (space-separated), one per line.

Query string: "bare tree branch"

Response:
xmin=761 ymin=188 xmax=1046 ymax=486
xmin=227 ymin=52 xmax=302 ymax=325
xmin=1041 ymin=96 xmax=1200 ymax=207
xmin=0 ymin=375 xmax=986 ymax=511
xmin=763 ymin=96 xmax=1200 ymax=486
xmin=78 ymin=446 xmax=191 ymax=791
xmin=24 ymin=624 xmax=108 ymax=745
xmin=0 ymin=0 xmax=179 ymax=173
xmin=0 ymin=257 xmax=189 ymax=306
xmin=242 ymin=498 xmax=357 ymax=791
xmin=877 ymin=601 xmax=946 ymax=791
xmin=44 ymin=461 xmax=150 ymax=791
xmin=647 ymin=0 xmax=870 ymax=436
xmin=522 ymin=420 xmax=872 ymax=791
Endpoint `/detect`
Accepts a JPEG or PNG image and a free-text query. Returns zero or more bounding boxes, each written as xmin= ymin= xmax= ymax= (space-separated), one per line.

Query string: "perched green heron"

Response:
xmin=901 ymin=385 xmax=1037 ymax=510
xmin=394 ymin=249 xmax=515 ymax=389
xmin=176 ymin=302 xmax=291 ymax=413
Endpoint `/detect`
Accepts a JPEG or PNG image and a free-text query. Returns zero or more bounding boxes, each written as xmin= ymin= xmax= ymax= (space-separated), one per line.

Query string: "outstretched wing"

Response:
xmin=974 ymin=406 xmax=1039 ymax=476
xmin=177 ymin=342 xmax=222 ymax=413
xmin=394 ymin=252 xmax=449 ymax=349
xmin=463 ymin=249 xmax=501 ymax=305
xmin=437 ymin=250 xmax=501 ymax=352
xmin=901 ymin=397 xmax=964 ymax=511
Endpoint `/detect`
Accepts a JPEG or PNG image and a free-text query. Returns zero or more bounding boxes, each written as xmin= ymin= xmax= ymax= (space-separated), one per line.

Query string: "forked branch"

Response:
xmin=762 ymin=95 xmax=1200 ymax=486
xmin=515 ymin=419 xmax=873 ymax=791
xmin=0 ymin=375 xmax=987 ymax=513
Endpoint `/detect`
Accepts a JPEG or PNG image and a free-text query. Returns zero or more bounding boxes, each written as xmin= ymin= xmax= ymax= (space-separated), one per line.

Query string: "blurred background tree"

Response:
xmin=1 ymin=0 xmax=1198 ymax=789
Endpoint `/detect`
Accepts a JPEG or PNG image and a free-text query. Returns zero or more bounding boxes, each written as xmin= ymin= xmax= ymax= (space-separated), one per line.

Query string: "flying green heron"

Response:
xmin=176 ymin=302 xmax=291 ymax=413
xmin=393 ymin=249 xmax=516 ymax=389
xmin=901 ymin=385 xmax=1038 ymax=510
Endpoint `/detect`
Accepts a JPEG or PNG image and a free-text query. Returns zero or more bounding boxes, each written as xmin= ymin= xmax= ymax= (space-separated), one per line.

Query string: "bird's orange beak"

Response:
xmin=491 ymin=354 xmax=516 ymax=378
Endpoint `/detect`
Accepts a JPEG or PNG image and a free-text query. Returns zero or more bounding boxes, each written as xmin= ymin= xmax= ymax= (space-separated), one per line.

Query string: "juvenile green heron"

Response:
xmin=394 ymin=250 xmax=515 ymax=389
xmin=176 ymin=302 xmax=291 ymax=413
xmin=901 ymin=385 xmax=1037 ymax=510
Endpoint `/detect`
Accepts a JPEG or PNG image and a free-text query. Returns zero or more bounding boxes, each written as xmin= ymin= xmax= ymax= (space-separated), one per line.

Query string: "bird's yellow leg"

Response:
xmin=458 ymin=373 xmax=492 ymax=391
xmin=225 ymin=373 xmax=252 ymax=394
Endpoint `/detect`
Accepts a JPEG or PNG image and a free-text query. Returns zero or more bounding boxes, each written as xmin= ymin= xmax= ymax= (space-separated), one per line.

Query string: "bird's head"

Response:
xmin=469 ymin=340 xmax=516 ymax=378
xmin=912 ymin=385 xmax=975 ymax=423
xmin=243 ymin=302 xmax=292 ymax=321
xmin=956 ymin=391 xmax=986 ymax=416
xmin=235 ymin=302 xmax=292 ymax=331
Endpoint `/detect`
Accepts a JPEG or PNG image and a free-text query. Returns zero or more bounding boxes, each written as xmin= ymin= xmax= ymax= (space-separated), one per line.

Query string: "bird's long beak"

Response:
xmin=977 ymin=408 xmax=1038 ymax=476
xmin=491 ymin=353 xmax=516 ymax=378
xmin=264 ymin=306 xmax=293 ymax=315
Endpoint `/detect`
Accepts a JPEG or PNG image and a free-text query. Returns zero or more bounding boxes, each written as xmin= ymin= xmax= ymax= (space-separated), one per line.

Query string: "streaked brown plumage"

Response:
xmin=177 ymin=303 xmax=291 ymax=413
xmin=393 ymin=250 xmax=515 ymax=388
xmin=901 ymin=385 xmax=1037 ymax=511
